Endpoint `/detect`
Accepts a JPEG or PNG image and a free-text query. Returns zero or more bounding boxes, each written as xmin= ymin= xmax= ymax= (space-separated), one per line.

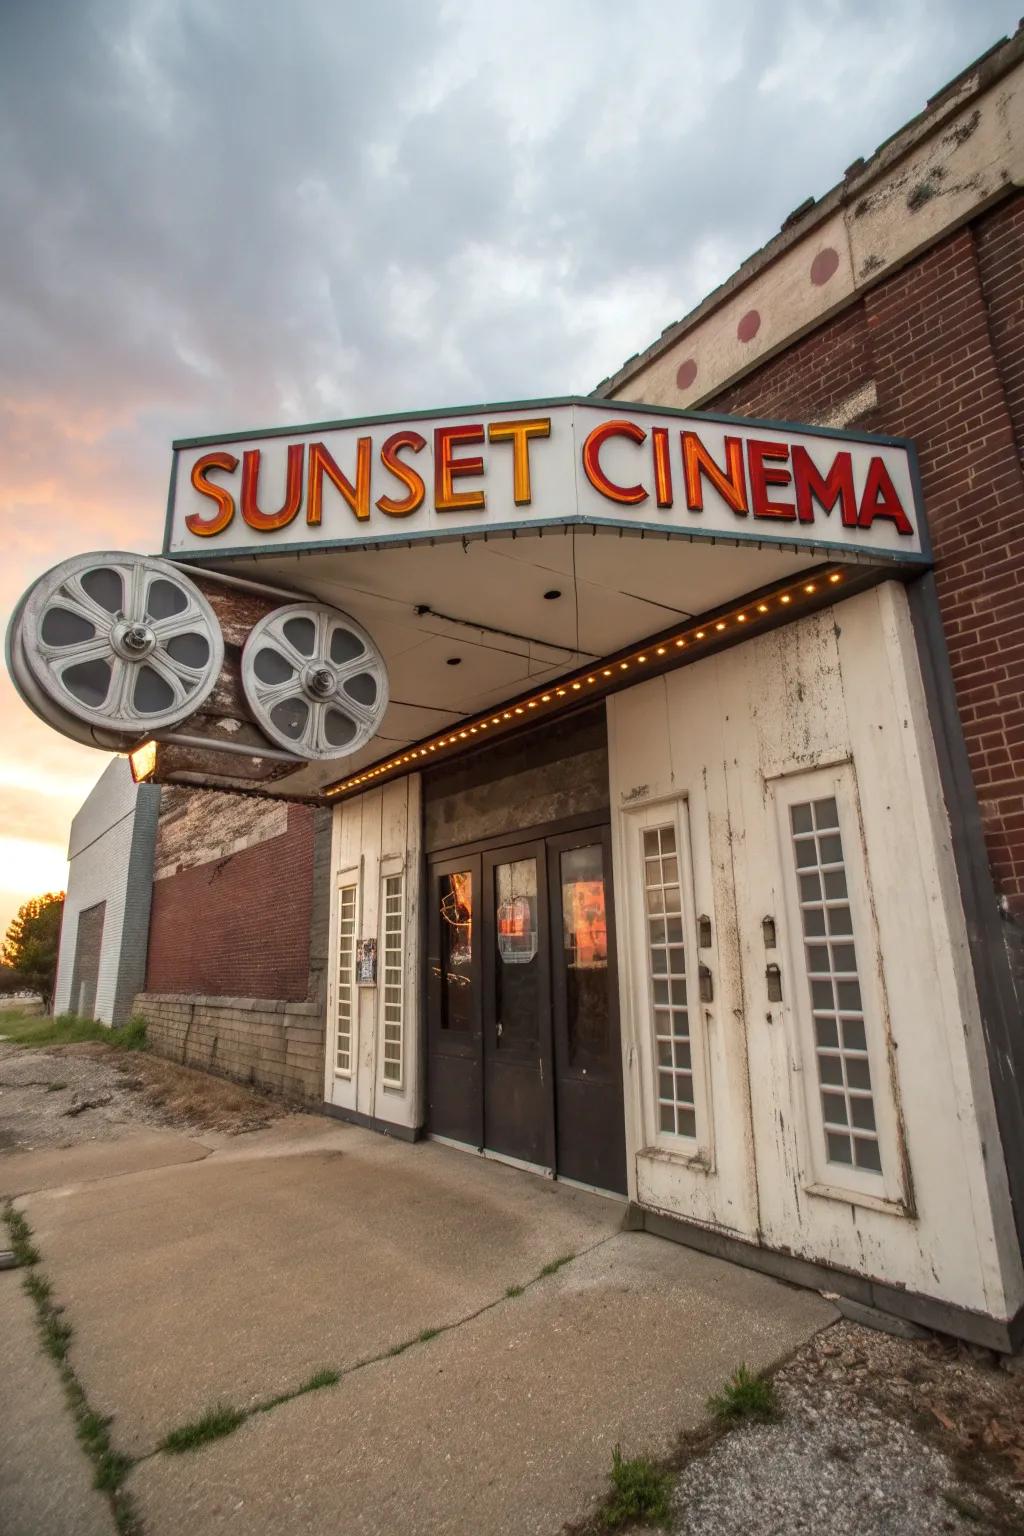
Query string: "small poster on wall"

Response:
xmin=356 ymin=937 xmax=377 ymax=986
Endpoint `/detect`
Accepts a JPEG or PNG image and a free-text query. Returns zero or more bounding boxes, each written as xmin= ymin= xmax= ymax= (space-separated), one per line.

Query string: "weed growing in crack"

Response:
xmin=162 ymin=1403 xmax=247 ymax=1453
xmin=600 ymin=1445 xmax=671 ymax=1529
xmin=418 ymin=1327 xmax=441 ymax=1343
xmin=9 ymin=1206 xmax=141 ymax=1532
xmin=539 ymin=1253 xmax=575 ymax=1278
xmin=4 ymin=1204 xmax=40 ymax=1267
xmin=505 ymin=1284 xmax=524 ymax=1298
xmin=707 ymin=1363 xmax=780 ymax=1424
xmin=299 ymin=1367 xmax=340 ymax=1393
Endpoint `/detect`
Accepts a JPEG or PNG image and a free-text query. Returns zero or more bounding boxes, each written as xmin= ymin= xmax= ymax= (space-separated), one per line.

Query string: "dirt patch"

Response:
xmin=0 ymin=1040 xmax=287 ymax=1150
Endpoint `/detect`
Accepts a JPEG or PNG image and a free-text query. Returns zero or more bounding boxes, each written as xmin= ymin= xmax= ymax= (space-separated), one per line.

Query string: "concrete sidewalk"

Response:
xmin=8 ymin=1115 xmax=837 ymax=1534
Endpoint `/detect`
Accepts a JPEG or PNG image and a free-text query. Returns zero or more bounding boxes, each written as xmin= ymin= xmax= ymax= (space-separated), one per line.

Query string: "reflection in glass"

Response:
xmin=440 ymin=871 xmax=473 ymax=1031
xmin=494 ymin=859 xmax=538 ymax=1046
xmin=561 ymin=844 xmax=610 ymax=1065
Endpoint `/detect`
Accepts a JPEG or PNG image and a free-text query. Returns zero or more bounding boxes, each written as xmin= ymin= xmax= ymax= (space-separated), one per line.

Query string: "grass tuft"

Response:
xmin=538 ymin=1253 xmax=575 ymax=1278
xmin=22 ymin=1270 xmax=52 ymax=1304
xmin=0 ymin=1010 xmax=148 ymax=1051
xmin=162 ymin=1403 xmax=247 ymax=1453
xmin=4 ymin=1204 xmax=41 ymax=1267
xmin=418 ymin=1327 xmax=440 ymax=1343
xmin=299 ymin=1367 xmax=340 ymax=1392
xmin=505 ymin=1283 xmax=525 ymax=1298
xmin=40 ymin=1310 xmax=74 ymax=1360
xmin=707 ymin=1363 xmax=780 ymax=1425
xmin=600 ymin=1445 xmax=672 ymax=1529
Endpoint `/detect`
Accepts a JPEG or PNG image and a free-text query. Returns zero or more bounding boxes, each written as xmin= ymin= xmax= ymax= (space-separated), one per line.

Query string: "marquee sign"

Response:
xmin=165 ymin=398 xmax=927 ymax=566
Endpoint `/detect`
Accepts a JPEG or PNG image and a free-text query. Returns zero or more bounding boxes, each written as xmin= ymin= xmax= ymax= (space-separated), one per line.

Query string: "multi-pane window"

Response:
xmin=335 ymin=884 xmax=357 ymax=1075
xmin=789 ymin=797 xmax=881 ymax=1174
xmin=381 ymin=874 xmax=404 ymax=1086
xmin=643 ymin=824 xmax=695 ymax=1138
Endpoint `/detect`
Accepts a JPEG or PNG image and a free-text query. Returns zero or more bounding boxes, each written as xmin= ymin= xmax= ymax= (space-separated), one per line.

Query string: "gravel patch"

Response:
xmin=670 ymin=1321 xmax=1024 ymax=1535
xmin=0 ymin=1040 xmax=286 ymax=1150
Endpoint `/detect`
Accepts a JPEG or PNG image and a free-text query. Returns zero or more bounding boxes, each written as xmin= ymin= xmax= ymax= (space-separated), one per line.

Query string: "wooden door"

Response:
xmin=548 ymin=827 xmax=627 ymax=1194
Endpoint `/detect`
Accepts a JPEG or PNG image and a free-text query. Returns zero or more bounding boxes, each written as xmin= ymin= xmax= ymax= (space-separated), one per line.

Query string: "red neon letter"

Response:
xmin=376 ymin=431 xmax=426 ymax=517
xmin=435 ymin=424 xmax=486 ymax=512
xmin=186 ymin=452 xmax=238 ymax=537
xmin=747 ymin=440 xmax=795 ymax=520
xmin=581 ymin=420 xmax=648 ymax=505
xmin=792 ymin=447 xmax=857 ymax=527
xmin=307 ymin=439 xmax=372 ymax=525
xmin=652 ymin=427 xmax=673 ymax=508
xmin=858 ymin=457 xmax=914 ymax=535
xmin=681 ymin=432 xmax=747 ymax=514
xmin=241 ymin=445 xmax=305 ymax=532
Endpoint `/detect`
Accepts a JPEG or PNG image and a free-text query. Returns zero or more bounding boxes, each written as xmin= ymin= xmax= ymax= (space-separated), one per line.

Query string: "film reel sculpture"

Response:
xmin=6 ymin=552 xmax=224 ymax=752
xmin=240 ymin=602 xmax=389 ymax=759
xmin=7 ymin=552 xmax=390 ymax=768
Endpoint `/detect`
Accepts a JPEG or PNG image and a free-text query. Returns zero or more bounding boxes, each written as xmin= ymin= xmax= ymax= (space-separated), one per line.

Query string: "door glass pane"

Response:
xmin=789 ymin=795 xmax=882 ymax=1175
xmin=494 ymin=858 xmax=539 ymax=1046
xmin=560 ymin=844 xmax=610 ymax=1064
xmin=335 ymin=884 xmax=357 ymax=1075
xmin=439 ymin=870 xmax=473 ymax=1031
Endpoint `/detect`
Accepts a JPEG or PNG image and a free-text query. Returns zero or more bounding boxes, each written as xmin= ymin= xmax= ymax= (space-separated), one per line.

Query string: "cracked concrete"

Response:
xmin=7 ymin=1113 xmax=835 ymax=1534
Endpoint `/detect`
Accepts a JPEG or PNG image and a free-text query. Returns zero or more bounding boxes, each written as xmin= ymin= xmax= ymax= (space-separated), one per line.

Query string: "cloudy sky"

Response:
xmin=0 ymin=0 xmax=1018 ymax=939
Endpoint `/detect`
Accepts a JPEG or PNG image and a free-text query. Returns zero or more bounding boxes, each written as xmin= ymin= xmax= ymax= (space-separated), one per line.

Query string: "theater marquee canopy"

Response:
xmin=150 ymin=397 xmax=930 ymax=800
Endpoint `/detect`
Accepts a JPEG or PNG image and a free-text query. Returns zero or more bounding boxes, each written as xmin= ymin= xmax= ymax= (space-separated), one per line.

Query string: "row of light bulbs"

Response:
xmin=323 ymin=568 xmax=846 ymax=798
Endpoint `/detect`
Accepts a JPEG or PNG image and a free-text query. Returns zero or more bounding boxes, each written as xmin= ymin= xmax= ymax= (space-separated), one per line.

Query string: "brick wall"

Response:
xmin=145 ymin=803 xmax=315 ymax=1000
xmin=708 ymin=194 xmax=1024 ymax=927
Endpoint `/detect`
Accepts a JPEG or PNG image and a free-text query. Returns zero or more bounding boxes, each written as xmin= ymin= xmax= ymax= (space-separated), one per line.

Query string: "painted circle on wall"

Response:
xmin=810 ymin=247 xmax=841 ymax=286
xmin=675 ymin=358 xmax=698 ymax=391
xmin=737 ymin=309 xmax=761 ymax=343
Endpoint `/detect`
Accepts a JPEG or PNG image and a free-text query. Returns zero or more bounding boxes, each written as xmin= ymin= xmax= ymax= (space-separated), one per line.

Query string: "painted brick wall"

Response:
xmin=144 ymin=803 xmax=315 ymax=1000
xmin=707 ymin=195 xmax=1024 ymax=926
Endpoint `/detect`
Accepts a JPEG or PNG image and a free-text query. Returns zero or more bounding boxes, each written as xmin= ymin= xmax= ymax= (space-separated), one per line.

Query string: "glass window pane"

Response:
xmin=560 ymin=844 xmax=610 ymax=1064
xmin=495 ymin=859 xmax=539 ymax=1046
xmin=643 ymin=820 xmax=695 ymax=1140
xmin=440 ymin=871 xmax=473 ymax=1032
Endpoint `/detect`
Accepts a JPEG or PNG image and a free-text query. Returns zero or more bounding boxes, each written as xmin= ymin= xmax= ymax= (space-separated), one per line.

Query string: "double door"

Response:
xmin=426 ymin=824 xmax=627 ymax=1194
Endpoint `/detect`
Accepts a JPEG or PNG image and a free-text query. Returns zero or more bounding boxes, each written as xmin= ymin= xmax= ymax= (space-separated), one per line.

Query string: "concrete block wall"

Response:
xmin=134 ymin=994 xmax=325 ymax=1103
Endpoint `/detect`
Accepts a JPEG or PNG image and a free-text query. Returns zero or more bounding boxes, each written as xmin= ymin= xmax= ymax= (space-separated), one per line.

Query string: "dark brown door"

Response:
xmin=482 ymin=841 xmax=554 ymax=1169
xmin=426 ymin=854 xmax=482 ymax=1147
xmin=548 ymin=828 xmax=627 ymax=1194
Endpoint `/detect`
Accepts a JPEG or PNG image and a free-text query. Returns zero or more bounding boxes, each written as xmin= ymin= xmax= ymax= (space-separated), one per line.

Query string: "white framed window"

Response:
xmin=625 ymin=798 xmax=712 ymax=1160
xmin=334 ymin=879 xmax=358 ymax=1077
xmin=380 ymin=871 xmax=405 ymax=1088
xmin=772 ymin=764 xmax=906 ymax=1207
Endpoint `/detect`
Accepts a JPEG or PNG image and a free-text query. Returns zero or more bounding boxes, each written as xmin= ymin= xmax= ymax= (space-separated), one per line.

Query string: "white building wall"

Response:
xmin=53 ymin=758 xmax=159 ymax=1025
xmin=325 ymin=774 xmax=422 ymax=1131
xmin=607 ymin=582 xmax=1024 ymax=1324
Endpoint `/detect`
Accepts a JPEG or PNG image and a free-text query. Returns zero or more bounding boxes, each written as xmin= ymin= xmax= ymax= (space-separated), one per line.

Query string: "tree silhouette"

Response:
xmin=1 ymin=893 xmax=65 ymax=1011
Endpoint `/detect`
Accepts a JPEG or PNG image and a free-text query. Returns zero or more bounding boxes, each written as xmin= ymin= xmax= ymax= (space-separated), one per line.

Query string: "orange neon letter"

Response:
xmin=791 ymin=447 xmax=857 ymax=526
xmin=581 ymin=420 xmax=648 ymax=505
xmin=376 ymin=431 xmax=426 ymax=517
xmin=306 ymin=439 xmax=372 ymax=525
xmin=486 ymin=418 xmax=551 ymax=505
xmin=681 ymin=432 xmax=747 ymax=514
xmin=434 ymin=424 xmax=486 ymax=512
xmin=747 ymin=440 xmax=795 ymax=520
xmin=186 ymin=452 xmax=239 ymax=537
xmin=240 ymin=445 xmax=305 ymax=532
xmin=858 ymin=457 xmax=914 ymax=535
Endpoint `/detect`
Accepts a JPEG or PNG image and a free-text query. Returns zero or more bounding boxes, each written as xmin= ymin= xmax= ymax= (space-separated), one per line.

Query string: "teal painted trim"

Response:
xmin=171 ymin=393 xmax=917 ymax=455
xmin=161 ymin=449 xmax=179 ymax=556
xmin=164 ymin=513 xmax=929 ymax=570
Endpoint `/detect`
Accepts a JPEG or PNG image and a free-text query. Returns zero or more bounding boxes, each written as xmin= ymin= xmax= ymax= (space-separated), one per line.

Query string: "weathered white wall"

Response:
xmin=54 ymin=758 xmax=158 ymax=1025
xmin=325 ymin=774 xmax=422 ymax=1130
xmin=607 ymin=583 xmax=1024 ymax=1322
